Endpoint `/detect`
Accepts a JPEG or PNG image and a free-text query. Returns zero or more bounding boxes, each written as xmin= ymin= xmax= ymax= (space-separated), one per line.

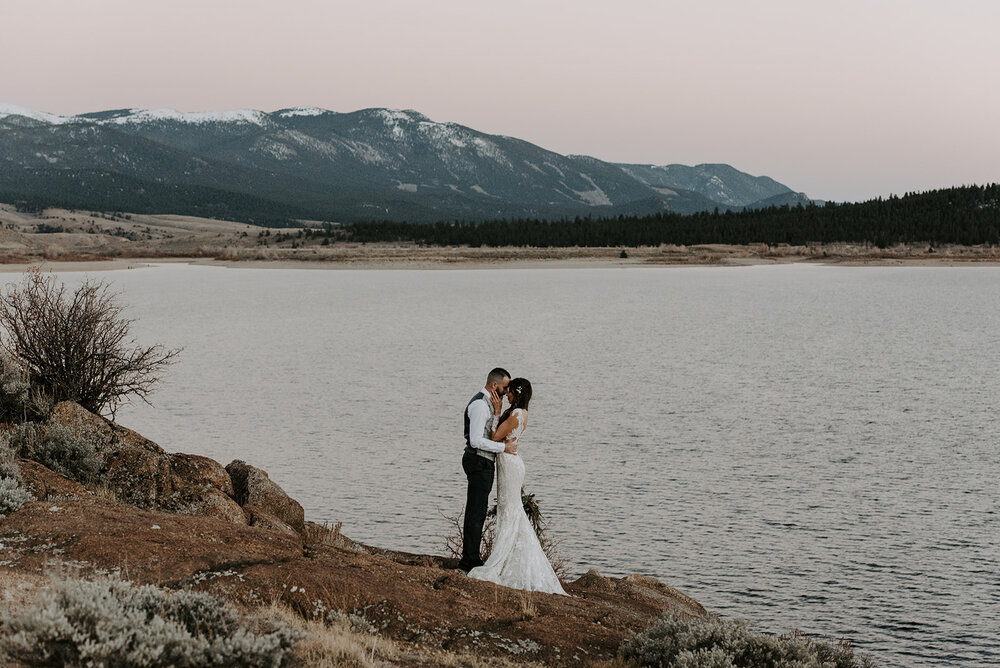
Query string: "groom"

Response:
xmin=458 ymin=367 xmax=518 ymax=572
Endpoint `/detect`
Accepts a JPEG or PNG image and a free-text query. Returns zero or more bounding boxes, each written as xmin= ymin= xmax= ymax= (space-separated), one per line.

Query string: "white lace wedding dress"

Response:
xmin=468 ymin=409 xmax=567 ymax=595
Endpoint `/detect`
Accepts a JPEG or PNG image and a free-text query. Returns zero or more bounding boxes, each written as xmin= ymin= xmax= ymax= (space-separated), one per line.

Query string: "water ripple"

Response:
xmin=45 ymin=263 xmax=1000 ymax=668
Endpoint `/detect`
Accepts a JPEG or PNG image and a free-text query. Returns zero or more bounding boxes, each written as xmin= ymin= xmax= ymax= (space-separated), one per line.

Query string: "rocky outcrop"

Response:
xmin=40 ymin=404 xmax=307 ymax=537
xmin=49 ymin=401 xmax=174 ymax=507
xmin=46 ymin=403 xmax=250 ymax=527
xmin=225 ymin=460 xmax=305 ymax=535
xmin=0 ymin=407 xmax=714 ymax=666
xmin=0 ymin=495 xmax=706 ymax=666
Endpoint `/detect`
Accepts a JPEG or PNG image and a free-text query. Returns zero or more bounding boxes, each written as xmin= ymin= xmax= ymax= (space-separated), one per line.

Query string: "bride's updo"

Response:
xmin=508 ymin=378 xmax=532 ymax=411
xmin=498 ymin=378 xmax=532 ymax=428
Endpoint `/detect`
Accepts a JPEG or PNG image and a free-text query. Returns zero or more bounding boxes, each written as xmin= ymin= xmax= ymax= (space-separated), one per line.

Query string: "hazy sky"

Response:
xmin=3 ymin=0 xmax=998 ymax=202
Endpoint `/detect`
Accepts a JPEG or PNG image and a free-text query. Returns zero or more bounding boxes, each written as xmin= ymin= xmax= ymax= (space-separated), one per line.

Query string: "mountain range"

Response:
xmin=0 ymin=103 xmax=812 ymax=224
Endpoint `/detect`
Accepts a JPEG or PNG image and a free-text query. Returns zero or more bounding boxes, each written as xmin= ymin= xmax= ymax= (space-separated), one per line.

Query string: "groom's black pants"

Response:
xmin=461 ymin=451 xmax=495 ymax=567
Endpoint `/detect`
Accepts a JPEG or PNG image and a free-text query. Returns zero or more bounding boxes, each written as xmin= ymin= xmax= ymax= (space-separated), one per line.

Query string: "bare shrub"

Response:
xmin=0 ymin=268 xmax=180 ymax=417
xmin=443 ymin=507 xmax=497 ymax=563
xmin=0 ymin=577 xmax=301 ymax=667
xmin=443 ymin=487 xmax=567 ymax=579
xmin=619 ymin=615 xmax=879 ymax=668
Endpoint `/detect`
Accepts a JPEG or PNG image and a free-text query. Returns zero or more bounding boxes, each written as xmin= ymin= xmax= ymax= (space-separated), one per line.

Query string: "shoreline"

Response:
xmin=3 ymin=243 xmax=1000 ymax=272
xmin=1 ymin=400 xmax=713 ymax=667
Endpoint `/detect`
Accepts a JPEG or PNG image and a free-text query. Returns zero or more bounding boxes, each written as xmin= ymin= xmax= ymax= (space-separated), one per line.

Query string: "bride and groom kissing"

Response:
xmin=459 ymin=367 xmax=567 ymax=596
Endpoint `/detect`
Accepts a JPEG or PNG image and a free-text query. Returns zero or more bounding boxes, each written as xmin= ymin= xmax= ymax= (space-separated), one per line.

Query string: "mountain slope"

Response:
xmin=0 ymin=104 xmax=809 ymax=224
xmin=615 ymin=162 xmax=799 ymax=208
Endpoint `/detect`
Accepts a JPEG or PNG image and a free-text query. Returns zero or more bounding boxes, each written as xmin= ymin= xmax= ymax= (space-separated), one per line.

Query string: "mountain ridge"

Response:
xmin=0 ymin=104 xmax=812 ymax=224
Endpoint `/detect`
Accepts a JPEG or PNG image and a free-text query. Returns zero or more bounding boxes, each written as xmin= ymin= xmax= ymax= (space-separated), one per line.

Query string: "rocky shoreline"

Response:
xmin=1 ymin=402 xmax=706 ymax=666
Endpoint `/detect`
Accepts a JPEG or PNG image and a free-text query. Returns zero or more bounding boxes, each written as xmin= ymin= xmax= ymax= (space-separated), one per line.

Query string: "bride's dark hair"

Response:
xmin=498 ymin=378 xmax=532 ymax=428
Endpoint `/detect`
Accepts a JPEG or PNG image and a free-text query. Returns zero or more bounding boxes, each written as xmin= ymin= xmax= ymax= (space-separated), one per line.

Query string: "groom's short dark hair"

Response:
xmin=487 ymin=367 xmax=510 ymax=385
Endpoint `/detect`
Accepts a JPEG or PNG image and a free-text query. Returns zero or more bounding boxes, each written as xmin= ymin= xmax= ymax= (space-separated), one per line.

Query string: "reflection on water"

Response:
xmin=46 ymin=263 xmax=1000 ymax=667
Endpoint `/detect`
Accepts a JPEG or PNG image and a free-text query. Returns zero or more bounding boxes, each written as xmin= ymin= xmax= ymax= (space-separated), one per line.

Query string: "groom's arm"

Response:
xmin=468 ymin=400 xmax=504 ymax=454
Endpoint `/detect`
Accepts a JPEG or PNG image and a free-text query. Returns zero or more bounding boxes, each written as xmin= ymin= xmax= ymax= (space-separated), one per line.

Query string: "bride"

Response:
xmin=468 ymin=378 xmax=567 ymax=596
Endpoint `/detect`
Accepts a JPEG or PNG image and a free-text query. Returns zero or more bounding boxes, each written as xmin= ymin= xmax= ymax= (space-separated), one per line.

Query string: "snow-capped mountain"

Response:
xmin=0 ymin=104 xmax=809 ymax=223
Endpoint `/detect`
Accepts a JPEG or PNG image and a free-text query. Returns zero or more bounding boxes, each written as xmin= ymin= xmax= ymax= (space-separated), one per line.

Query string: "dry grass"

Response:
xmin=0 ymin=571 xmax=49 ymax=616
xmin=85 ymin=482 xmax=122 ymax=503
xmin=255 ymin=601 xmax=397 ymax=668
xmin=431 ymin=654 xmax=547 ymax=668
xmin=254 ymin=600 xmax=545 ymax=668
xmin=517 ymin=592 xmax=537 ymax=622
xmin=303 ymin=520 xmax=343 ymax=551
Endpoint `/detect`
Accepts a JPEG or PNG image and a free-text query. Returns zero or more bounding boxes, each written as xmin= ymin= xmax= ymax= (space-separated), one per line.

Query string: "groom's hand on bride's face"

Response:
xmin=489 ymin=388 xmax=503 ymax=414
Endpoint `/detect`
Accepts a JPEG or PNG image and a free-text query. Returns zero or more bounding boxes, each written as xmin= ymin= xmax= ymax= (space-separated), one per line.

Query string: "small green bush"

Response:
xmin=619 ymin=615 xmax=877 ymax=668
xmin=0 ymin=476 xmax=33 ymax=518
xmin=0 ymin=578 xmax=301 ymax=667
xmin=8 ymin=422 xmax=104 ymax=485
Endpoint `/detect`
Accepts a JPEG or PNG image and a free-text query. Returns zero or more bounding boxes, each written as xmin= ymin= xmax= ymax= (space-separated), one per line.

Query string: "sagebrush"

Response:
xmin=0 ymin=578 xmax=301 ymax=667
xmin=0 ymin=476 xmax=33 ymax=519
xmin=618 ymin=615 xmax=878 ymax=668
xmin=7 ymin=422 xmax=104 ymax=485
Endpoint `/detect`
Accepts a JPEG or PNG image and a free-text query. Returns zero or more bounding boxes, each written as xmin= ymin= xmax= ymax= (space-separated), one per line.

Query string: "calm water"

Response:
xmin=43 ymin=263 xmax=999 ymax=667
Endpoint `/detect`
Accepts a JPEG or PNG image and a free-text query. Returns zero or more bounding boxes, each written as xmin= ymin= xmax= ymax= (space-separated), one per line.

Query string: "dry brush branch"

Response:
xmin=0 ymin=267 xmax=181 ymax=416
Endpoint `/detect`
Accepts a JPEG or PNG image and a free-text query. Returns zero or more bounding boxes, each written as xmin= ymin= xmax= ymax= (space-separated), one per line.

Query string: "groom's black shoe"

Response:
xmin=457 ymin=559 xmax=484 ymax=573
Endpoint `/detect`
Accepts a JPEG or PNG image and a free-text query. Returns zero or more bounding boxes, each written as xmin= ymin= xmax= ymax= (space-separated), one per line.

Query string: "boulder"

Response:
xmin=162 ymin=453 xmax=246 ymax=524
xmin=226 ymin=460 xmax=305 ymax=535
xmin=48 ymin=401 xmax=174 ymax=507
xmin=169 ymin=453 xmax=235 ymax=497
xmin=616 ymin=573 xmax=707 ymax=618
xmin=15 ymin=459 xmax=89 ymax=500
xmin=157 ymin=453 xmax=248 ymax=524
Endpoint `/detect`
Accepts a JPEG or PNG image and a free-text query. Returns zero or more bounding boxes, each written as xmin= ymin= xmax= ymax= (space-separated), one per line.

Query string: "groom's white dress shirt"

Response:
xmin=468 ymin=387 xmax=504 ymax=461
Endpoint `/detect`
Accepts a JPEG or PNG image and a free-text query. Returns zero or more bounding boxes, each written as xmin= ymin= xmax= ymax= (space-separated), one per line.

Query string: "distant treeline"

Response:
xmin=346 ymin=185 xmax=1000 ymax=247
xmin=0 ymin=169 xmax=308 ymax=228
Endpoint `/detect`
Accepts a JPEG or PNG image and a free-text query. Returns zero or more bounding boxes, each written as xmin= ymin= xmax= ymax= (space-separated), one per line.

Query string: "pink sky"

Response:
xmin=3 ymin=0 xmax=998 ymax=202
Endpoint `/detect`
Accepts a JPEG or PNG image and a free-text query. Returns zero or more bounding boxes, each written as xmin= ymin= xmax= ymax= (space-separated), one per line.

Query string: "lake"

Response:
xmin=40 ymin=262 xmax=1000 ymax=667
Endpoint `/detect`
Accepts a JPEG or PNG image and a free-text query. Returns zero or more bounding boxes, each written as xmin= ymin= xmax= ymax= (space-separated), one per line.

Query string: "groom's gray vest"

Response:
xmin=463 ymin=392 xmax=492 ymax=456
